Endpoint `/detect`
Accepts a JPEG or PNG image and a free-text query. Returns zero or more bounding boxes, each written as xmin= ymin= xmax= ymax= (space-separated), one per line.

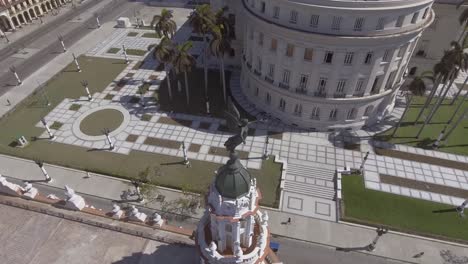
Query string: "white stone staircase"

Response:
xmin=284 ymin=162 xmax=336 ymax=200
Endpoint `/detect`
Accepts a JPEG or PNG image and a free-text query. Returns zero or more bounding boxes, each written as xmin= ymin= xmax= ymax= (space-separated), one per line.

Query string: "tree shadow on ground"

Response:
xmin=112 ymin=243 xmax=198 ymax=264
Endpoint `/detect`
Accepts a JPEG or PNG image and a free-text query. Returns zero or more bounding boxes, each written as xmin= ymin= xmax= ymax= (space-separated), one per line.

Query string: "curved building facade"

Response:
xmin=212 ymin=0 xmax=435 ymax=130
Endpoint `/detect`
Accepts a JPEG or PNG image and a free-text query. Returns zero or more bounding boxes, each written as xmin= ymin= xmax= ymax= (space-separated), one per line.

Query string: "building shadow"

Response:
xmin=112 ymin=242 xmax=198 ymax=264
xmin=432 ymin=208 xmax=458 ymax=214
xmin=336 ymin=245 xmax=371 ymax=252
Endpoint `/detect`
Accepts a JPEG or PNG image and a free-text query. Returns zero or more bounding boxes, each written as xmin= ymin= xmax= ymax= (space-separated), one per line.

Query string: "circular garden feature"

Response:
xmin=79 ymin=109 xmax=124 ymax=136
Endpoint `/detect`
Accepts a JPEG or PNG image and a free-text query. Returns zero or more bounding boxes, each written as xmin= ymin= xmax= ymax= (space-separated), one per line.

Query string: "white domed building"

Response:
xmin=211 ymin=0 xmax=435 ymax=131
xmin=196 ymin=152 xmax=272 ymax=264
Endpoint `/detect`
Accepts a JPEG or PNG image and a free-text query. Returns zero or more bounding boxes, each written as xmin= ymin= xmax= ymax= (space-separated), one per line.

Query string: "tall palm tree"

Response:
xmin=151 ymin=9 xmax=177 ymax=38
xmin=153 ymin=37 xmax=175 ymax=100
xmin=173 ymin=42 xmax=196 ymax=105
xmin=189 ymin=4 xmax=216 ymax=98
xmin=426 ymin=42 xmax=468 ymax=123
xmin=392 ymin=72 xmax=432 ymax=137
xmin=414 ymin=61 xmax=451 ymax=123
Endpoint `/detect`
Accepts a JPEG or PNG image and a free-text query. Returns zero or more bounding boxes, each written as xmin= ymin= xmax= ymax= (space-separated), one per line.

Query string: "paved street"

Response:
xmin=0 ymin=0 xmax=141 ymax=96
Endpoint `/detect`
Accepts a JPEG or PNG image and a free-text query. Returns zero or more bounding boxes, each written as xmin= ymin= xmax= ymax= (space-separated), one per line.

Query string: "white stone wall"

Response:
xmin=213 ymin=0 xmax=434 ymax=130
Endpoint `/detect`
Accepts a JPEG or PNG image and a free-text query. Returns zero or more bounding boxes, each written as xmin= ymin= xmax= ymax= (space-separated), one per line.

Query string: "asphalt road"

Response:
xmin=272 ymin=236 xmax=402 ymax=264
xmin=0 ymin=0 xmax=142 ymax=96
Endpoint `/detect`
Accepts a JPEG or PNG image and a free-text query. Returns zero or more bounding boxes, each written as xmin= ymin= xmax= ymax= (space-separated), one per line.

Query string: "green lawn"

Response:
xmin=342 ymin=175 xmax=468 ymax=242
xmin=79 ymin=109 xmax=124 ymax=136
xmin=376 ymin=96 xmax=468 ymax=155
xmin=141 ymin=32 xmax=160 ymax=38
xmin=126 ymin=49 xmax=147 ymax=56
xmin=127 ymin=32 xmax=139 ymax=37
xmin=0 ymin=56 xmax=282 ymax=207
xmin=107 ymin=47 xmax=120 ymax=54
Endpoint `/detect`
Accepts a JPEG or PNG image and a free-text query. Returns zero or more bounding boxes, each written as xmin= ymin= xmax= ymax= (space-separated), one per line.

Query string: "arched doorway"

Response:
xmin=23 ymin=12 xmax=31 ymax=22
xmin=29 ymin=9 xmax=36 ymax=19
xmin=11 ymin=16 xmax=19 ymax=27
xmin=34 ymin=6 xmax=41 ymax=16
xmin=41 ymin=4 xmax=46 ymax=13
xmin=0 ymin=16 xmax=12 ymax=31
xmin=46 ymin=2 xmax=52 ymax=10
xmin=17 ymin=14 xmax=25 ymax=24
xmin=409 ymin=67 xmax=417 ymax=76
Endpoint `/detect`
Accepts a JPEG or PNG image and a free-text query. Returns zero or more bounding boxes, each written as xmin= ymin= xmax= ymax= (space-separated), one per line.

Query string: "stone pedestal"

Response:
xmin=116 ymin=17 xmax=131 ymax=28
xmin=63 ymin=185 xmax=86 ymax=211
xmin=0 ymin=175 xmax=23 ymax=196
xmin=151 ymin=212 xmax=164 ymax=227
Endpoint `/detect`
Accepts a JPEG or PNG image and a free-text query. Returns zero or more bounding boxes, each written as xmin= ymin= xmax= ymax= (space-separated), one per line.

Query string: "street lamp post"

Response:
xmin=35 ymin=160 xmax=52 ymax=182
xmin=102 ymin=128 xmax=114 ymax=150
xmin=122 ymin=44 xmax=129 ymax=64
xmin=432 ymin=126 xmax=447 ymax=149
xmin=182 ymin=142 xmax=190 ymax=167
xmin=40 ymin=118 xmax=56 ymax=140
xmin=80 ymin=80 xmax=93 ymax=101
xmin=9 ymin=66 xmax=22 ymax=86
xmin=262 ymin=135 xmax=269 ymax=160
xmin=58 ymin=34 xmax=66 ymax=52
xmin=95 ymin=13 xmax=101 ymax=28
xmin=359 ymin=151 xmax=370 ymax=172
xmin=72 ymin=53 xmax=81 ymax=72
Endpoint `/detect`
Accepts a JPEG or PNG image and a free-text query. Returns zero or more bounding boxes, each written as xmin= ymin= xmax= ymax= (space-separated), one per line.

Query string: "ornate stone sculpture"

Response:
xmin=261 ymin=211 xmax=269 ymax=227
xmin=128 ymin=205 xmax=147 ymax=222
xmin=151 ymin=212 xmax=164 ymax=227
xmin=63 ymin=185 xmax=86 ymax=211
xmin=0 ymin=175 xmax=23 ymax=196
xmin=111 ymin=203 xmax=123 ymax=219
xmin=22 ymin=182 xmax=38 ymax=200
xmin=209 ymin=241 xmax=217 ymax=257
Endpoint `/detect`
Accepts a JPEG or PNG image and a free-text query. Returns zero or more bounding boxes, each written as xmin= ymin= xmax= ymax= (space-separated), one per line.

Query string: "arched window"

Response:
xmin=311 ymin=107 xmax=320 ymax=120
xmin=294 ymin=104 xmax=302 ymax=116
xmin=265 ymin=93 xmax=271 ymax=104
xmin=279 ymin=98 xmax=286 ymax=111
xmin=347 ymin=108 xmax=357 ymax=120
xmin=364 ymin=105 xmax=374 ymax=117
xmin=329 ymin=108 xmax=338 ymax=120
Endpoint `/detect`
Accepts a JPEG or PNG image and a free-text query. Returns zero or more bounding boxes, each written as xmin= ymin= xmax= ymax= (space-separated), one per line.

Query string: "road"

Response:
xmin=272 ymin=236 xmax=402 ymax=264
xmin=0 ymin=0 xmax=143 ymax=96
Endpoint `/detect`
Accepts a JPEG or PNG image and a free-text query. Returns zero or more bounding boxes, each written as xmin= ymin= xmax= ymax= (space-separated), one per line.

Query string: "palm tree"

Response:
xmin=414 ymin=61 xmax=451 ymax=123
xmin=426 ymin=42 xmax=468 ymax=123
xmin=151 ymin=9 xmax=177 ymax=38
xmin=392 ymin=72 xmax=431 ymax=137
xmin=210 ymin=7 xmax=233 ymax=102
xmin=189 ymin=4 xmax=216 ymax=97
xmin=153 ymin=37 xmax=176 ymax=100
xmin=173 ymin=42 xmax=196 ymax=105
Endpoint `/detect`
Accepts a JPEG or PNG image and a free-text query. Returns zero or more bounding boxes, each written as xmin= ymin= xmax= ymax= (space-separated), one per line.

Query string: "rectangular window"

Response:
xmin=324 ymin=51 xmax=333 ymax=63
xmin=332 ymin=16 xmax=342 ymax=30
xmin=270 ymin=38 xmax=277 ymax=51
xmin=422 ymin=8 xmax=429 ymax=19
xmin=310 ymin=14 xmax=319 ymax=28
xmin=299 ymin=74 xmax=308 ymax=89
xmin=254 ymin=87 xmax=259 ymax=96
xmin=256 ymin=56 xmax=262 ymax=71
xmin=273 ymin=6 xmax=280 ymax=19
xmin=311 ymin=107 xmax=320 ymax=119
xmin=286 ymin=44 xmax=295 ymax=57
xmin=355 ymin=78 xmax=365 ymax=92
xmin=294 ymin=104 xmax=302 ymax=116
xmin=304 ymin=48 xmax=313 ymax=61
xmin=376 ymin=17 xmax=386 ymax=30
xmin=329 ymin=109 xmax=338 ymax=120
xmin=385 ymin=70 xmax=397 ymax=89
xmin=266 ymin=93 xmax=271 ymax=104
xmin=398 ymin=45 xmax=407 ymax=57
xmin=282 ymin=70 xmax=290 ymax=84
xmin=364 ymin=52 xmax=373 ymax=64
xmin=336 ymin=79 xmax=346 ymax=93
xmin=396 ymin=15 xmax=405 ymax=27
xmin=411 ymin=12 xmax=420 ymax=24
xmin=382 ymin=49 xmax=391 ymax=62
xmin=268 ymin=64 xmax=275 ymax=78
xmin=260 ymin=2 xmax=265 ymax=13
xmin=290 ymin=10 xmax=298 ymax=24
xmin=279 ymin=99 xmax=286 ymax=111
xmin=354 ymin=17 xmax=365 ymax=31
xmin=344 ymin=52 xmax=354 ymax=65
xmin=371 ymin=76 xmax=380 ymax=92
xmin=258 ymin=32 xmax=263 ymax=46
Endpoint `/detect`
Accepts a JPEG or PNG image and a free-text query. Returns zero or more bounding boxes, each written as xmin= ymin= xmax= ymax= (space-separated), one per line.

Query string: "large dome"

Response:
xmin=215 ymin=153 xmax=252 ymax=199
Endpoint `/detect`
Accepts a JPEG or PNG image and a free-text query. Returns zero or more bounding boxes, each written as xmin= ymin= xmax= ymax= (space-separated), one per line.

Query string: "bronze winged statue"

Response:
xmin=223 ymin=97 xmax=259 ymax=153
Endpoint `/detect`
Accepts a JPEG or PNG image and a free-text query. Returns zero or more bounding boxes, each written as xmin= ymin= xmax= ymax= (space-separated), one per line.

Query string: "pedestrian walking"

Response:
xmin=6 ymin=99 xmax=11 ymax=106
xmin=287 ymin=217 xmax=291 ymax=224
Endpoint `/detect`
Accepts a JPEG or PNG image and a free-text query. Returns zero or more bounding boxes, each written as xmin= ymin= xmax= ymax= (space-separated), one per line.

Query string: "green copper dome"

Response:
xmin=215 ymin=152 xmax=252 ymax=199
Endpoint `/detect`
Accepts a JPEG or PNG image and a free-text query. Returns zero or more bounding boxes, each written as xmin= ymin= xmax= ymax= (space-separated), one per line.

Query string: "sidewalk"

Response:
xmin=1 ymin=153 xmax=467 ymax=264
